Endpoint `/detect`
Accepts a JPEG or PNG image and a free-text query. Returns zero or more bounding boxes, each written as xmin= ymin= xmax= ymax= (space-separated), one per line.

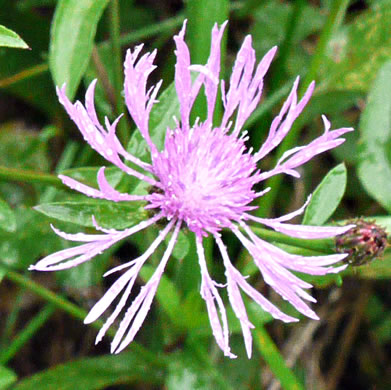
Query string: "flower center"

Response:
xmin=150 ymin=124 xmax=260 ymax=235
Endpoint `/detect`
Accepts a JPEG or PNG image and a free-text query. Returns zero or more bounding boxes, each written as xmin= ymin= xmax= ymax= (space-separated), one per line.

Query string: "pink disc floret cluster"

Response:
xmin=30 ymin=21 xmax=354 ymax=359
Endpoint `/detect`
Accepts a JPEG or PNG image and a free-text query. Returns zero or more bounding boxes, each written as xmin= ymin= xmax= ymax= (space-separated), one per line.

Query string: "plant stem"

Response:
xmin=249 ymin=225 xmax=335 ymax=254
xmin=255 ymin=326 xmax=305 ymax=390
xmin=0 ymin=166 xmax=64 ymax=189
xmin=257 ymin=0 xmax=351 ymax=217
xmin=0 ymin=303 xmax=55 ymax=365
xmin=0 ymin=63 xmax=48 ymax=88
xmin=91 ymin=46 xmax=117 ymax=109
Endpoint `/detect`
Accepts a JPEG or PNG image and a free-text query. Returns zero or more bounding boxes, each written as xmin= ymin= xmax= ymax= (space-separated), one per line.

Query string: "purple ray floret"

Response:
xmin=30 ymin=21 xmax=354 ymax=359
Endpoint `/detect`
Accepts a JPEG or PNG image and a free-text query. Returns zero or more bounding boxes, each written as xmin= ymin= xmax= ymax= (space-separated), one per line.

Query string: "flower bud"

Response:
xmin=335 ymin=219 xmax=388 ymax=266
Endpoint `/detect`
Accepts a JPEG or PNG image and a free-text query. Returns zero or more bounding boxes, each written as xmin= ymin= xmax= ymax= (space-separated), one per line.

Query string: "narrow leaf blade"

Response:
xmin=357 ymin=61 xmax=391 ymax=212
xmin=0 ymin=25 xmax=29 ymax=49
xmin=0 ymin=365 xmax=17 ymax=389
xmin=303 ymin=163 xmax=347 ymax=225
xmin=35 ymin=200 xmax=147 ymax=230
xmin=0 ymin=198 xmax=16 ymax=232
xmin=12 ymin=352 xmax=162 ymax=390
xmin=49 ymin=0 xmax=110 ymax=99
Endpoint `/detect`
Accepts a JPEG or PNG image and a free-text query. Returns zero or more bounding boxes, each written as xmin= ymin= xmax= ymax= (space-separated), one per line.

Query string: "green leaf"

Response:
xmin=12 ymin=351 xmax=163 ymax=390
xmin=0 ymin=3 xmax=56 ymax=117
xmin=250 ymin=1 xmax=325 ymax=76
xmin=0 ymin=199 xmax=16 ymax=232
xmin=127 ymin=80 xmax=181 ymax=162
xmin=55 ymin=251 xmax=110 ymax=288
xmin=298 ymin=90 xmax=362 ymax=128
xmin=0 ymin=25 xmax=29 ymax=49
xmin=185 ymin=0 xmax=229 ymax=64
xmin=166 ymin=230 xmax=190 ymax=260
xmin=254 ymin=327 xmax=305 ymax=390
xmin=344 ymin=253 xmax=391 ymax=279
xmin=181 ymin=290 xmax=209 ymax=331
xmin=320 ymin=1 xmax=391 ymax=91
xmin=303 ymin=163 xmax=347 ymax=225
xmin=167 ymin=360 xmax=212 ymax=390
xmin=49 ymin=0 xmax=110 ymax=99
xmin=166 ymin=350 xmax=228 ymax=390
xmin=251 ymin=2 xmax=325 ymax=56
xmin=0 ymin=122 xmax=50 ymax=172
xmin=370 ymin=216 xmax=391 ymax=233
xmin=357 ymin=61 xmax=391 ymax=213
xmin=35 ymin=200 xmax=147 ymax=229
xmin=0 ymin=365 xmax=17 ymax=389
xmin=0 ymin=122 xmax=52 ymax=205
xmin=0 ymin=208 xmax=65 ymax=269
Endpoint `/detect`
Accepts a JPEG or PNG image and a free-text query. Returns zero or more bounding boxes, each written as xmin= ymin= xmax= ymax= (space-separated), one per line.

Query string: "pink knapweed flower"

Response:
xmin=30 ymin=21 xmax=354 ymax=358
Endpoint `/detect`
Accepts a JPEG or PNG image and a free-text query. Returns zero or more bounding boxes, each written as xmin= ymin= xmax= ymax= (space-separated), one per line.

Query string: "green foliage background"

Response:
xmin=1 ymin=0 xmax=391 ymax=389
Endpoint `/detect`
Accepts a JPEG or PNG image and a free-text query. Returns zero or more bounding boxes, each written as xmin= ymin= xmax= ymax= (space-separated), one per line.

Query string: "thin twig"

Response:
xmin=326 ymin=282 xmax=372 ymax=390
xmin=91 ymin=46 xmax=117 ymax=109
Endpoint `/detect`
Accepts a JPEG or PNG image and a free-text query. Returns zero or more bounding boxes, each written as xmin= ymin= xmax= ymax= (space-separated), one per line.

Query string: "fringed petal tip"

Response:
xmin=217 ymin=20 xmax=228 ymax=32
xmin=180 ymin=18 xmax=188 ymax=33
xmin=225 ymin=350 xmax=237 ymax=359
xmin=86 ymin=78 xmax=98 ymax=96
xmin=311 ymin=313 xmax=320 ymax=321
xmin=56 ymin=83 xmax=67 ymax=94
xmin=28 ymin=263 xmax=54 ymax=272
xmin=264 ymin=45 xmax=278 ymax=61
xmin=335 ymin=223 xmax=356 ymax=235
xmin=329 ymin=263 xmax=349 ymax=274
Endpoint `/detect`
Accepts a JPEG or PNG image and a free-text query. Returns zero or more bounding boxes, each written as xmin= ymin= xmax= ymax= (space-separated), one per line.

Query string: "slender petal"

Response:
xmin=57 ymin=84 xmax=158 ymax=186
xmin=30 ymin=214 xmax=162 ymax=271
xmin=203 ymin=21 xmax=227 ymax=126
xmin=124 ymin=46 xmax=162 ymax=155
xmin=173 ymin=20 xmax=192 ymax=132
xmin=196 ymin=234 xmax=236 ymax=358
xmin=215 ymin=234 xmax=254 ymax=358
xmin=232 ymin=225 xmax=319 ymax=319
xmin=59 ymin=168 xmax=148 ymax=202
xmin=111 ymin=220 xmax=181 ymax=354
xmin=247 ymin=214 xmax=355 ymax=239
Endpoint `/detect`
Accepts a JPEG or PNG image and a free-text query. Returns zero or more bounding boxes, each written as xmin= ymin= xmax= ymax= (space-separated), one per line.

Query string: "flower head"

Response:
xmin=336 ymin=219 xmax=387 ymax=266
xmin=30 ymin=21 xmax=354 ymax=358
